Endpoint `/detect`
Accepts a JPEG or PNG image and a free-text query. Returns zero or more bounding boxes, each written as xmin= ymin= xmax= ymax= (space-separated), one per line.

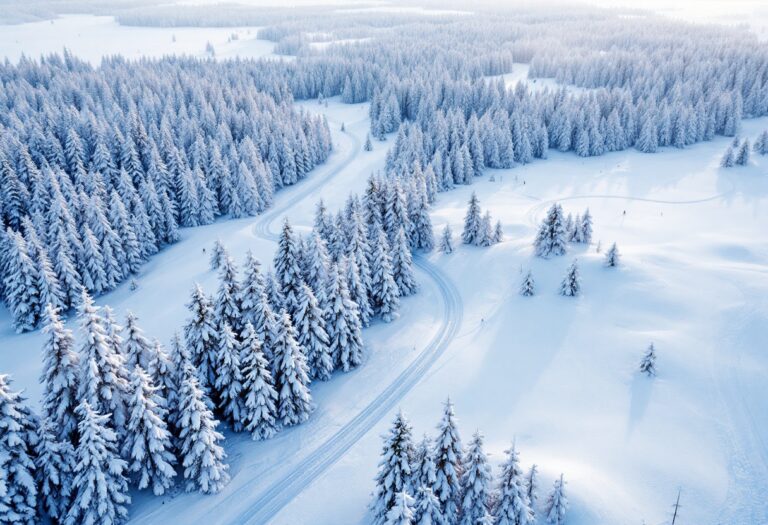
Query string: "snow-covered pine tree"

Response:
xmin=295 ymin=282 xmax=333 ymax=381
xmin=240 ymin=250 xmax=265 ymax=328
xmin=122 ymin=365 xmax=176 ymax=495
xmin=479 ymin=211 xmax=494 ymax=247
xmin=240 ymin=322 xmax=279 ymax=440
xmin=35 ymin=420 xmax=74 ymax=523
xmin=640 ymin=343 xmax=657 ymax=377
xmin=0 ymin=374 xmax=38 ymax=525
xmin=386 ymin=491 xmax=416 ymax=525
xmin=604 ymin=242 xmax=620 ymax=267
xmin=520 ymin=270 xmax=535 ymax=297
xmin=148 ymin=338 xmax=174 ymax=413
xmin=754 ymin=130 xmax=768 ymax=155
xmin=559 ymin=259 xmax=581 ymax=297
xmin=494 ymin=445 xmax=534 ymax=525
xmin=369 ymin=222 xmax=401 ymax=322
xmin=720 ymin=146 xmax=735 ymax=167
xmin=568 ymin=213 xmax=581 ymax=243
xmin=544 ymin=474 xmax=568 ymax=525
xmin=314 ymin=200 xmax=334 ymax=245
xmin=272 ymin=310 xmax=313 ymax=426
xmin=413 ymin=434 xmax=437 ymax=492
xmin=736 ymin=139 xmax=751 ymax=166
xmin=177 ymin=362 xmax=229 ymax=494
xmin=365 ymin=134 xmax=374 ymax=151
xmin=433 ymin=399 xmax=463 ymax=523
xmin=76 ymin=291 xmax=130 ymax=433
xmin=579 ymin=209 xmax=593 ymax=244
xmin=3 ymin=228 xmax=42 ymax=332
xmin=123 ymin=311 xmax=153 ymax=371
xmin=40 ymin=304 xmax=79 ymax=443
xmin=371 ymin=410 xmax=415 ymax=525
xmin=413 ymin=486 xmax=445 ymax=525
xmin=264 ymin=270 xmax=285 ymax=312
xmin=184 ymin=283 xmax=219 ymax=390
xmin=66 ymin=401 xmax=130 ymax=525
xmin=459 ymin=431 xmax=493 ymax=525
xmin=274 ymin=219 xmax=305 ymax=321
xmin=535 ymin=203 xmax=568 ymax=257
xmin=462 ymin=193 xmax=483 ymax=245
xmin=493 ymin=220 xmax=504 ymax=244
xmin=440 ymin=224 xmax=454 ymax=254
xmin=526 ymin=464 xmax=539 ymax=514
xmin=409 ymin=192 xmax=434 ymax=251
xmin=214 ymin=255 xmax=243 ymax=335
xmin=214 ymin=322 xmax=245 ymax=431
xmin=392 ymin=226 xmax=418 ymax=297
xmin=345 ymin=254 xmax=373 ymax=328
xmin=210 ymin=239 xmax=228 ymax=271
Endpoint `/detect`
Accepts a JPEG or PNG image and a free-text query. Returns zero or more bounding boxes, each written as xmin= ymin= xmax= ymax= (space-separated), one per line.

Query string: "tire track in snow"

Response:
xmin=212 ymin=114 xmax=463 ymax=524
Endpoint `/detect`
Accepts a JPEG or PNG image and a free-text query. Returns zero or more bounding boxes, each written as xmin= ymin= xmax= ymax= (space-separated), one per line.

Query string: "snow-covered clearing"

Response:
xmin=0 ymin=14 xmax=278 ymax=64
xmin=486 ymin=63 xmax=588 ymax=95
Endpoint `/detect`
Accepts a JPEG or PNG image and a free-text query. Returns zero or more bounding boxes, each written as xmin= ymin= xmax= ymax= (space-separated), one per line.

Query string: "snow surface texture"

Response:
xmin=1 ymin=19 xmax=768 ymax=525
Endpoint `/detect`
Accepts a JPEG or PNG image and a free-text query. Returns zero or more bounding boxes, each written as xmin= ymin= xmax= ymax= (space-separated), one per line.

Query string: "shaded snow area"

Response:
xmin=0 ymin=15 xmax=278 ymax=64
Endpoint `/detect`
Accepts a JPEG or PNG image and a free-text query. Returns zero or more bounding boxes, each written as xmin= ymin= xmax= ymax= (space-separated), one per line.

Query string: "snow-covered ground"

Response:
xmin=0 ymin=14 xmax=279 ymax=64
xmin=1 ymin=14 xmax=768 ymax=525
xmin=485 ymin=63 xmax=588 ymax=95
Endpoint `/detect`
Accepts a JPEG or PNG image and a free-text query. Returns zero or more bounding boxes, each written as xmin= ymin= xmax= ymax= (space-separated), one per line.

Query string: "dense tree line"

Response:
xmin=370 ymin=401 xmax=569 ymax=525
xmin=0 ymin=55 xmax=332 ymax=332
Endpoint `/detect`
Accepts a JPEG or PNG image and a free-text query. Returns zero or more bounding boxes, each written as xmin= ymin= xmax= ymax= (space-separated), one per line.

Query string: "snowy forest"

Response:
xmin=1 ymin=1 xmax=768 ymax=525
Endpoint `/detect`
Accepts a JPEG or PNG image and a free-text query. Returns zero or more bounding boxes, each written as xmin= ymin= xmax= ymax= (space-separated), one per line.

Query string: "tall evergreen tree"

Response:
xmin=184 ymin=283 xmax=218 ymax=390
xmin=526 ymin=464 xmax=539 ymax=515
xmin=35 ymin=420 xmax=74 ymax=523
xmin=274 ymin=219 xmax=305 ymax=321
xmin=559 ymin=260 xmax=581 ymax=297
xmin=240 ymin=322 xmax=279 ymax=441
xmin=462 ymin=193 xmax=483 ymax=246
xmin=214 ymin=322 xmax=245 ymax=431
xmin=459 ymin=431 xmax=493 ymax=525
xmin=544 ymin=474 xmax=568 ymax=525
xmin=494 ymin=445 xmax=534 ymax=525
xmin=214 ymin=255 xmax=243 ymax=335
xmin=65 ymin=401 xmax=130 ymax=525
xmin=295 ymin=283 xmax=333 ymax=381
xmin=413 ymin=486 xmax=445 ymax=525
xmin=387 ymin=491 xmax=416 ymax=525
xmin=3 ymin=229 xmax=41 ymax=332
xmin=433 ymin=399 xmax=463 ymax=523
xmin=122 ymin=311 xmax=153 ymax=371
xmin=640 ymin=343 xmax=657 ymax=377
xmin=535 ymin=204 xmax=567 ymax=257
xmin=413 ymin=435 xmax=437 ymax=493
xmin=325 ymin=263 xmax=364 ymax=372
xmin=440 ymin=225 xmax=454 ymax=254
xmin=604 ymin=242 xmax=620 ymax=267
xmin=520 ymin=270 xmax=535 ymax=297
xmin=371 ymin=411 xmax=416 ymax=525
xmin=0 ymin=374 xmax=38 ymax=525
xmin=391 ymin=226 xmax=418 ymax=297
xmin=122 ymin=366 xmax=176 ymax=495
xmin=369 ymin=224 xmax=400 ymax=322
xmin=272 ymin=311 xmax=313 ymax=426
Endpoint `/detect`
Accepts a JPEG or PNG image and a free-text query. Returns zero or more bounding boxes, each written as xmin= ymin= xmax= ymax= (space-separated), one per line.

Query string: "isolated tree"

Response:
xmin=35 ymin=420 xmax=75 ymax=523
xmin=295 ymin=283 xmax=333 ymax=381
xmin=640 ymin=343 xmax=657 ymax=377
xmin=66 ymin=401 xmax=130 ymax=525
xmin=462 ymin=193 xmax=483 ymax=245
xmin=535 ymin=204 xmax=568 ymax=257
xmin=494 ymin=445 xmax=534 ymax=525
xmin=371 ymin=411 xmax=415 ymax=525
xmin=123 ymin=365 xmax=176 ymax=495
xmin=240 ymin=322 xmax=279 ymax=440
xmin=365 ymin=134 xmax=374 ymax=151
xmin=720 ymin=146 xmax=735 ymax=167
xmin=460 ymin=431 xmax=493 ymax=525
xmin=440 ymin=225 xmax=454 ymax=254
xmin=493 ymin=220 xmax=504 ymax=244
xmin=559 ymin=260 xmax=581 ymax=297
xmin=544 ymin=474 xmax=568 ymax=525
xmin=123 ymin=311 xmax=153 ymax=371
xmin=520 ymin=270 xmax=535 ymax=297
xmin=604 ymin=243 xmax=620 ymax=267
xmin=177 ymin=362 xmax=230 ymax=494
xmin=579 ymin=209 xmax=593 ymax=244
xmin=0 ymin=374 xmax=38 ymax=525
xmin=40 ymin=304 xmax=79 ymax=443
xmin=272 ymin=311 xmax=313 ymax=426
xmin=433 ymin=399 xmax=463 ymax=523
xmin=387 ymin=491 xmax=416 ymax=525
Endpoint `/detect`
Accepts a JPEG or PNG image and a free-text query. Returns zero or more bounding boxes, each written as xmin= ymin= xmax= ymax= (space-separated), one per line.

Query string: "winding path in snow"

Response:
xmin=204 ymin=114 xmax=463 ymax=524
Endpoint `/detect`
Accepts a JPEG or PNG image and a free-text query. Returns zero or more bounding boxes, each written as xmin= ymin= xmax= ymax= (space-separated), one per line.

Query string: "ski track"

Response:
xmin=200 ymin=114 xmax=463 ymax=524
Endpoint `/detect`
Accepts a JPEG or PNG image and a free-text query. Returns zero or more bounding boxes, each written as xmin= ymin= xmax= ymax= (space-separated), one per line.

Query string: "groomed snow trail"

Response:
xmin=210 ymin=115 xmax=462 ymax=524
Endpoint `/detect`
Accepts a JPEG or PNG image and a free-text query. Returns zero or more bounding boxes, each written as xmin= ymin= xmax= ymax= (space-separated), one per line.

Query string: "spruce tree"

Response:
xmin=440 ymin=225 xmax=454 ymax=254
xmin=240 ymin=322 xmax=279 ymax=440
xmin=123 ymin=311 xmax=153 ymax=371
xmin=184 ymin=283 xmax=219 ymax=390
xmin=371 ymin=410 xmax=416 ymax=525
xmin=66 ymin=401 xmax=130 ymax=525
xmin=410 ymin=192 xmax=434 ymax=251
xmin=392 ymin=226 xmax=418 ymax=297
xmin=459 ymin=431 xmax=493 ymax=525
xmin=520 ymin=270 xmax=535 ymax=297
xmin=544 ymin=474 xmax=568 ymax=525
xmin=240 ymin=250 xmax=265 ymax=329
xmin=40 ymin=304 xmax=80 ymax=443
xmin=177 ymin=362 xmax=230 ymax=494
xmin=35 ymin=420 xmax=74 ymax=523
xmin=148 ymin=339 xmax=174 ymax=413
xmin=210 ymin=239 xmax=228 ymax=271
xmin=386 ymin=491 xmax=415 ymax=525
xmin=0 ymin=374 xmax=38 ymax=525
xmin=526 ymin=464 xmax=539 ymax=514
xmin=326 ymin=263 xmax=365 ymax=372
xmin=735 ymin=139 xmax=751 ymax=166
xmin=413 ymin=435 xmax=437 ymax=491
xmin=535 ymin=204 xmax=568 ymax=257
xmin=462 ymin=193 xmax=483 ymax=245
xmin=493 ymin=220 xmax=504 ymax=244
xmin=3 ymin=229 xmax=41 ymax=332
xmin=720 ymin=146 xmax=735 ymax=167
xmin=604 ymin=242 xmax=620 ymax=267
xmin=433 ymin=399 xmax=463 ymax=523
xmin=640 ymin=343 xmax=657 ymax=377
xmin=579 ymin=209 xmax=593 ymax=244
xmin=214 ymin=255 xmax=243 ymax=335
xmin=559 ymin=260 xmax=581 ymax=297
xmin=494 ymin=445 xmax=534 ymax=525
xmin=275 ymin=219 xmax=305 ymax=321
xmin=123 ymin=365 xmax=176 ymax=495
xmin=365 ymin=134 xmax=374 ymax=151
xmin=370 ymin=224 xmax=400 ymax=322
xmin=413 ymin=486 xmax=445 ymax=525
xmin=346 ymin=255 xmax=373 ymax=328
xmin=214 ymin=322 xmax=245 ymax=431
xmin=295 ymin=283 xmax=333 ymax=381
xmin=479 ymin=211 xmax=494 ymax=248
xmin=272 ymin=311 xmax=313 ymax=426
